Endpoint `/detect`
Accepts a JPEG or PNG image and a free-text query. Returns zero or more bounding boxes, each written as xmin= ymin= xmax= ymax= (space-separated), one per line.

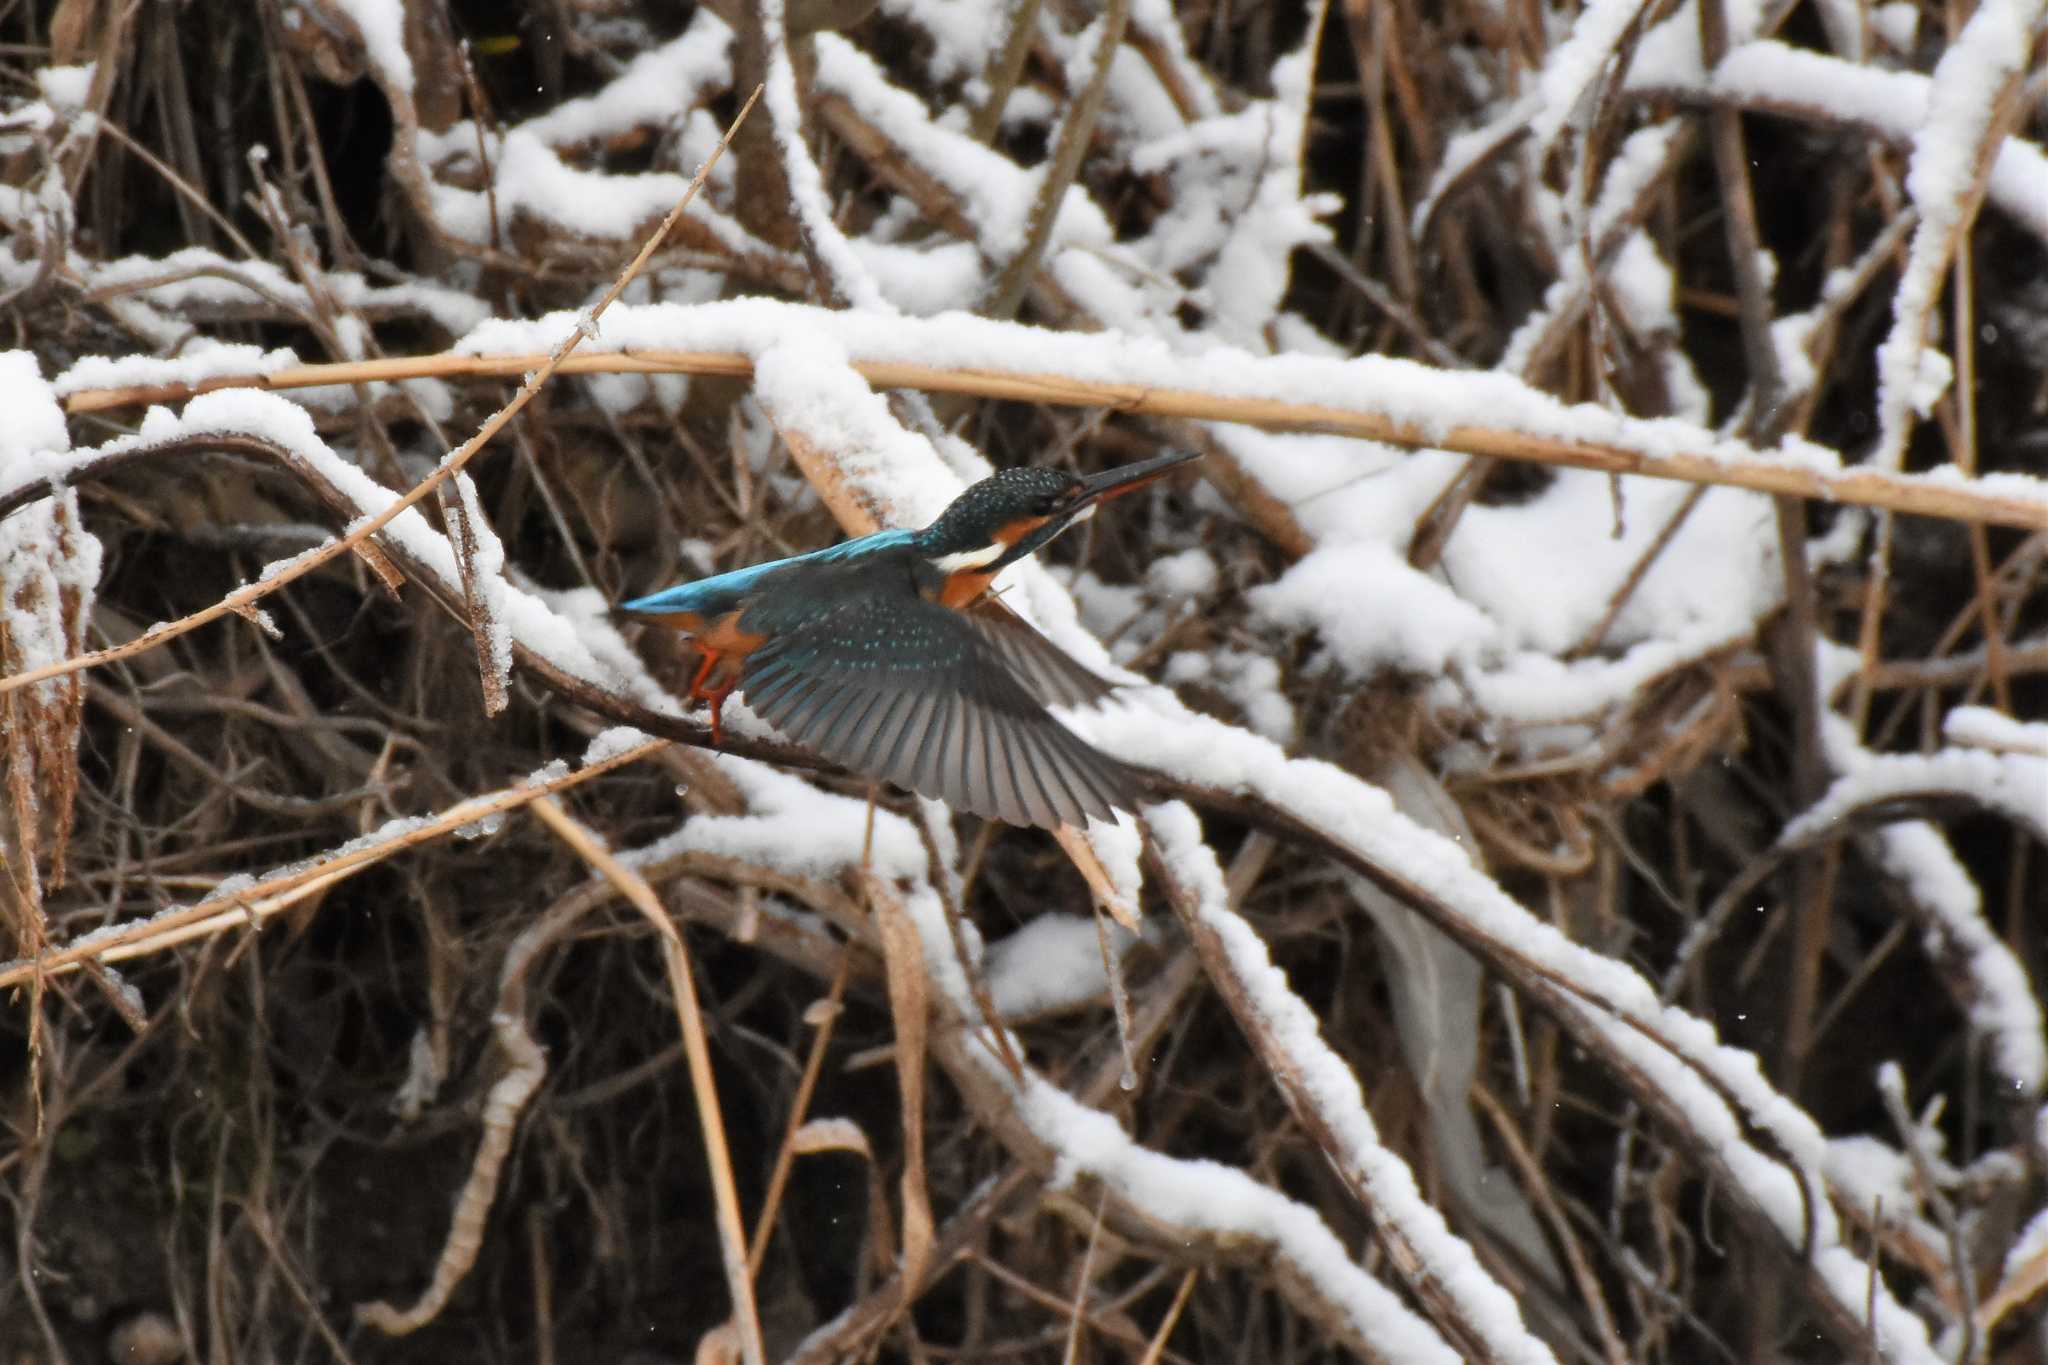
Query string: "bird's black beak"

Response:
xmin=1070 ymin=449 xmax=1202 ymax=509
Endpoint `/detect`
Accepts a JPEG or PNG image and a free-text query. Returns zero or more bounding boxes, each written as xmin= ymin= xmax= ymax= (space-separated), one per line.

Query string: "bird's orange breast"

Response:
xmin=939 ymin=567 xmax=997 ymax=609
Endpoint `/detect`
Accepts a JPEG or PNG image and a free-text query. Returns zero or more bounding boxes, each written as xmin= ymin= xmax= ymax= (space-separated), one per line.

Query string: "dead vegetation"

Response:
xmin=1 ymin=1 xmax=2046 ymax=1363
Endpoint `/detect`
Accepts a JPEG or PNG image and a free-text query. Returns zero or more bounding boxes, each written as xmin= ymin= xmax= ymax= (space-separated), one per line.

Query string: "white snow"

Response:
xmin=462 ymin=12 xmax=729 ymax=154
xmin=0 ymin=352 xmax=99 ymax=725
xmin=34 ymin=63 xmax=95 ymax=112
xmin=1528 ymin=0 xmax=1655 ymax=152
xmin=1145 ymin=803 xmax=1558 ymax=1364
xmin=327 ymin=0 xmax=414 ymax=95
xmin=983 ymin=915 xmax=1137 ymax=1017
xmin=54 ymin=343 xmax=300 ymax=398
xmin=1787 ymin=744 xmax=2048 ymax=847
xmin=0 ymin=351 xmax=68 ymax=464
xmin=1946 ymin=704 xmax=2048 ymax=756
xmin=1163 ymin=648 xmax=1296 ymax=743
xmin=1012 ymin=1062 xmax=1461 ymax=1363
xmin=81 ymin=245 xmax=488 ymax=338
xmin=1871 ymin=0 xmax=2038 ymax=472
xmin=1628 ymin=37 xmax=2048 ymax=242
xmin=582 ymin=726 xmax=657 ymax=766
xmin=1145 ymin=547 xmax=1217 ymax=598
xmin=1787 ymin=666 xmax=2048 ymax=1098
xmin=1252 ymin=539 xmax=1496 ymax=677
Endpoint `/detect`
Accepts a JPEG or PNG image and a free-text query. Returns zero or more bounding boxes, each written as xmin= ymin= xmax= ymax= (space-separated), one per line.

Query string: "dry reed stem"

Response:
xmin=1135 ymin=1268 xmax=1200 ymax=1365
xmin=1052 ymin=824 xmax=1141 ymax=931
xmin=0 ymin=739 xmax=668 ymax=989
xmin=1146 ymin=778 xmax=1912 ymax=1358
xmin=861 ymin=872 xmax=935 ymax=1299
xmin=746 ymin=958 xmax=851 ymax=1276
xmin=1979 ymin=1238 xmax=2048 ymax=1341
xmin=785 ymin=952 xmax=1260 ymax=1364
xmin=1060 ymin=1190 xmax=1113 ymax=1364
xmin=983 ymin=0 xmax=1129 ymax=320
xmin=528 ymin=796 xmax=767 ymax=1365
xmin=55 ymin=347 xmax=2048 ymax=530
xmin=1471 ymin=1082 xmax=1629 ymax=1365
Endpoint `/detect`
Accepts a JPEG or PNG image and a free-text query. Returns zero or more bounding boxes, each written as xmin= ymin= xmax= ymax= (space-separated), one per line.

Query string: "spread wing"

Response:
xmin=963 ymin=596 xmax=1120 ymax=710
xmin=736 ymin=583 xmax=1138 ymax=829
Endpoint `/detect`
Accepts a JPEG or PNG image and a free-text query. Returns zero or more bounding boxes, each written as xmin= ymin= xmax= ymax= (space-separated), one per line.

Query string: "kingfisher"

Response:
xmin=616 ymin=451 xmax=1199 ymax=830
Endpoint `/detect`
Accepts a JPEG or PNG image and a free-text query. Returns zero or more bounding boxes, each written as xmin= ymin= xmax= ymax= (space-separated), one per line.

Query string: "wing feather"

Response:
xmin=1037 ymin=728 xmax=1097 ymax=823
xmin=756 ymin=671 xmax=825 ymax=733
xmin=833 ymin=684 xmax=892 ymax=756
xmin=743 ymin=663 xmax=804 ymax=717
xmin=874 ymin=689 xmax=934 ymax=786
xmin=984 ymin=708 xmax=1031 ymax=828
xmin=1015 ymin=720 xmax=1064 ymax=826
xmin=915 ymin=693 xmax=956 ymax=800
xmin=735 ymin=572 xmax=1141 ymax=828
xmin=846 ymin=689 xmax=908 ymax=773
xmin=939 ymin=696 xmax=973 ymax=812
xmin=964 ymin=597 xmax=1120 ymax=709
xmin=959 ymin=702 xmax=995 ymax=822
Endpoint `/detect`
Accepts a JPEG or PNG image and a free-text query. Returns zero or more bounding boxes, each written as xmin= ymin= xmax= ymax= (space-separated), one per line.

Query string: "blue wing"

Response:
xmin=618 ymin=529 xmax=918 ymax=620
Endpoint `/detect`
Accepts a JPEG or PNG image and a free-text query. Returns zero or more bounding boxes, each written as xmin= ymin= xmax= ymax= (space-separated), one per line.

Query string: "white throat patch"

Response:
xmin=929 ymin=542 xmax=1006 ymax=574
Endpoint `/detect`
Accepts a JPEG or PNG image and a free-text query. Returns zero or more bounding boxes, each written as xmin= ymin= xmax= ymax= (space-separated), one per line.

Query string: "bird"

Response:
xmin=615 ymin=450 xmax=1199 ymax=830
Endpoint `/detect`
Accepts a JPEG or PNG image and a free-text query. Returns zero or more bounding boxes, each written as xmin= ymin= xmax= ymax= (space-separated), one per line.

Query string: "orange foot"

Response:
xmin=687 ymin=647 xmax=720 ymax=700
xmin=685 ymin=648 xmax=726 ymax=744
xmin=703 ymin=681 xmax=736 ymax=746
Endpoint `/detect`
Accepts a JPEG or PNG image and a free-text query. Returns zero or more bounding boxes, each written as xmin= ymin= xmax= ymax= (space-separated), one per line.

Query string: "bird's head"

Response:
xmin=916 ymin=451 xmax=1199 ymax=577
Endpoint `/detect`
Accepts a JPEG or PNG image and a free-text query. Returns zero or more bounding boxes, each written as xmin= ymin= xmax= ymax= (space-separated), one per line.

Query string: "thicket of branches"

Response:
xmin=1 ymin=0 xmax=2045 ymax=1362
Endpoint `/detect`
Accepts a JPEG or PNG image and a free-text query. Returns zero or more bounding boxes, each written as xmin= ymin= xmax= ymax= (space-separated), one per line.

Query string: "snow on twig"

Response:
xmin=1871 ymin=0 xmax=2045 ymax=472
xmin=1145 ymin=802 xmax=1557 ymax=1365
